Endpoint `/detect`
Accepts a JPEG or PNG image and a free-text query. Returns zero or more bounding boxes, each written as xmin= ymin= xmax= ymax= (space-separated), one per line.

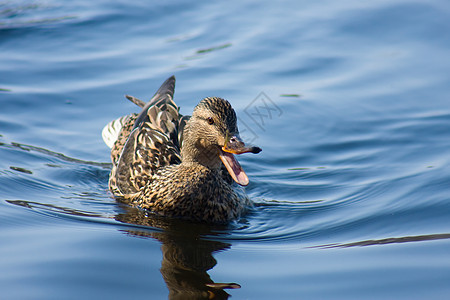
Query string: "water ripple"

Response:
xmin=2 ymin=132 xmax=449 ymax=250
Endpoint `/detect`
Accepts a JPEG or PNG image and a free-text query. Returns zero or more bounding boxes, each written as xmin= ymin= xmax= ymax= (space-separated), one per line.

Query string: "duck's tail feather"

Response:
xmin=125 ymin=95 xmax=146 ymax=108
xmin=102 ymin=115 xmax=132 ymax=149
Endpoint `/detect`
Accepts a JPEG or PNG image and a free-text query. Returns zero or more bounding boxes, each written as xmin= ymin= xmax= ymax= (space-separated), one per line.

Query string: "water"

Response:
xmin=1 ymin=0 xmax=450 ymax=299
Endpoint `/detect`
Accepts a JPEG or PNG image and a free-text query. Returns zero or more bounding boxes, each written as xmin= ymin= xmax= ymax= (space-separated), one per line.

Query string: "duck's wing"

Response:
xmin=107 ymin=76 xmax=186 ymax=196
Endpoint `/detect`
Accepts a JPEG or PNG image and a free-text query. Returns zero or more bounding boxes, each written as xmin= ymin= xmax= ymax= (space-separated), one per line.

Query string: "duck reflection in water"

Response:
xmin=116 ymin=205 xmax=241 ymax=299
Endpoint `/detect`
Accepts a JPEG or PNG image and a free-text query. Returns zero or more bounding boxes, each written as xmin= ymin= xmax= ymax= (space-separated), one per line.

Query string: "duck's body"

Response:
xmin=102 ymin=76 xmax=260 ymax=223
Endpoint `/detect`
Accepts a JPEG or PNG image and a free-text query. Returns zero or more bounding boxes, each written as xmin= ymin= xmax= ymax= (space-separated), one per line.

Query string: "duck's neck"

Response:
xmin=181 ymin=134 xmax=222 ymax=169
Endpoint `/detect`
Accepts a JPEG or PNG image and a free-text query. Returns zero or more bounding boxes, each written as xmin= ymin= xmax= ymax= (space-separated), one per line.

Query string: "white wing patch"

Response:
xmin=102 ymin=115 xmax=129 ymax=148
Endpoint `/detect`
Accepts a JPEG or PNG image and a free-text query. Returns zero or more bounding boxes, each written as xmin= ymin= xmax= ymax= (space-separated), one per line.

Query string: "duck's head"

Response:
xmin=181 ymin=97 xmax=261 ymax=186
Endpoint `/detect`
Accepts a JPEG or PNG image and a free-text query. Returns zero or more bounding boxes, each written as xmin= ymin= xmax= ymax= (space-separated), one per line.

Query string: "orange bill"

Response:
xmin=219 ymin=135 xmax=261 ymax=186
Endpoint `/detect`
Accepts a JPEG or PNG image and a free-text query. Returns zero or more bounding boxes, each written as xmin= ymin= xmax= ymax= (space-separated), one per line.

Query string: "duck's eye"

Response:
xmin=207 ymin=117 xmax=214 ymax=125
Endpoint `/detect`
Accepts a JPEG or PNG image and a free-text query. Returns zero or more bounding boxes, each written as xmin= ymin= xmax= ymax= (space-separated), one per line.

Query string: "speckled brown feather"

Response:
xmin=109 ymin=76 xmax=184 ymax=195
xmin=105 ymin=76 xmax=252 ymax=223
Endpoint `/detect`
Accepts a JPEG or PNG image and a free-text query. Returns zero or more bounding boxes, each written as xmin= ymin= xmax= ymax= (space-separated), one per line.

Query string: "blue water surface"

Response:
xmin=1 ymin=0 xmax=450 ymax=299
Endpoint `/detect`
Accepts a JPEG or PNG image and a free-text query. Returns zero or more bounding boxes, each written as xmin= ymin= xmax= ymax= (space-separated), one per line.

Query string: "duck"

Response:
xmin=102 ymin=76 xmax=261 ymax=223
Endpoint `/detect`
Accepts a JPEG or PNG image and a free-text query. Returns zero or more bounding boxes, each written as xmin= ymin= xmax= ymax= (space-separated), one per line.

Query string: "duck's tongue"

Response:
xmin=219 ymin=150 xmax=249 ymax=186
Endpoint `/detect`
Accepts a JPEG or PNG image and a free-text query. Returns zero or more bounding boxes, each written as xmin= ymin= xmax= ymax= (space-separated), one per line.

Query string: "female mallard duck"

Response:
xmin=102 ymin=76 xmax=261 ymax=223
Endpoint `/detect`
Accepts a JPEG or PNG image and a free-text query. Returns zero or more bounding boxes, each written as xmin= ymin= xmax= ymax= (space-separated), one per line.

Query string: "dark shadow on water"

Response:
xmin=4 ymin=141 xmax=111 ymax=168
xmin=309 ymin=233 xmax=450 ymax=249
xmin=116 ymin=205 xmax=240 ymax=300
xmin=6 ymin=199 xmax=241 ymax=300
xmin=6 ymin=200 xmax=104 ymax=218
